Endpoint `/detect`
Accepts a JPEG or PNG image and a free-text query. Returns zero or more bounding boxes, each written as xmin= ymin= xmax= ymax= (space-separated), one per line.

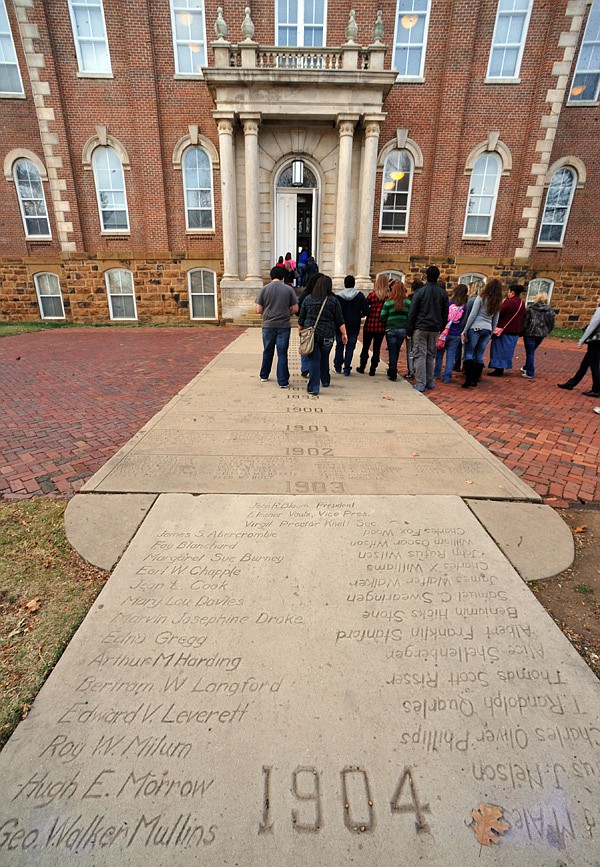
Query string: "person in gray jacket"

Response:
xmin=460 ymin=279 xmax=503 ymax=388
xmin=406 ymin=265 xmax=449 ymax=392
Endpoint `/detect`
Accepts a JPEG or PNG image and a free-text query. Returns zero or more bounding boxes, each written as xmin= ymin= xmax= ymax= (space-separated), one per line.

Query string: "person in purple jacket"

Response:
xmin=434 ymin=284 xmax=468 ymax=382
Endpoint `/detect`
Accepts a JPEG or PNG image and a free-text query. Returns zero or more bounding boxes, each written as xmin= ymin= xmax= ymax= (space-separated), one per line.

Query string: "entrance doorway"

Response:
xmin=275 ymin=163 xmax=318 ymax=266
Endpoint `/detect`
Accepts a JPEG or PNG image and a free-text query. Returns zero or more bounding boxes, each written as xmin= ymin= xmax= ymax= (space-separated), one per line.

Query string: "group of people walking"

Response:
xmin=256 ymin=263 xmax=600 ymax=400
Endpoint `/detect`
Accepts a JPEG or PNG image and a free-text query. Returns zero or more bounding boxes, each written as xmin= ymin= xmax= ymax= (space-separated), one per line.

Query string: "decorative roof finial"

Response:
xmin=241 ymin=7 xmax=255 ymax=41
xmin=345 ymin=9 xmax=358 ymax=44
xmin=214 ymin=7 xmax=228 ymax=41
xmin=372 ymin=10 xmax=384 ymax=43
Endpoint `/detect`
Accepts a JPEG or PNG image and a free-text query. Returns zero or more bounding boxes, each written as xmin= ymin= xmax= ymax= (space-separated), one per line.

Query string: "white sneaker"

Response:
xmin=594 ymin=406 xmax=600 ymax=415
xmin=521 ymin=373 xmax=534 ymax=379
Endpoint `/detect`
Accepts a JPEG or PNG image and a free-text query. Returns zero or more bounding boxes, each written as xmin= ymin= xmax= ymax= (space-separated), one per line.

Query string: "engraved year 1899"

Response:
xmin=258 ymin=765 xmax=430 ymax=835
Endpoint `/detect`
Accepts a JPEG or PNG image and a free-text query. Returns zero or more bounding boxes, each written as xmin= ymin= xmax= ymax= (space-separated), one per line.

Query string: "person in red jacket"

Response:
xmin=357 ymin=274 xmax=389 ymax=376
xmin=487 ymin=284 xmax=526 ymax=376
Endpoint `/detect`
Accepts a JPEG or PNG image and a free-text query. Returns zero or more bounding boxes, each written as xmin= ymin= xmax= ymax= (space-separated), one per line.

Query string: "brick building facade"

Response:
xmin=0 ymin=0 xmax=598 ymax=326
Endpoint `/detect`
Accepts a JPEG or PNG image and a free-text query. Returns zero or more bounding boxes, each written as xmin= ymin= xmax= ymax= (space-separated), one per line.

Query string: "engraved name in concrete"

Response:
xmin=0 ymin=495 xmax=598 ymax=865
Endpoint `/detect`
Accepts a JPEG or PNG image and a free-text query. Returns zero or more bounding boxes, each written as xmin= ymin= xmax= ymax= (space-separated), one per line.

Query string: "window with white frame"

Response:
xmin=0 ymin=0 xmax=24 ymax=96
xmin=105 ymin=269 xmax=137 ymax=320
xmin=170 ymin=0 xmax=206 ymax=74
xmin=463 ymin=153 xmax=501 ymax=238
xmin=34 ymin=273 xmax=65 ymax=319
xmin=569 ymin=0 xmax=600 ymax=103
xmin=380 ymin=149 xmax=413 ymax=233
xmin=459 ymin=272 xmax=487 ymax=290
xmin=487 ymin=0 xmax=532 ymax=80
xmin=392 ymin=0 xmax=431 ymax=78
xmin=276 ymin=0 xmax=326 ymax=47
xmin=526 ymin=277 xmax=554 ymax=306
xmin=92 ymin=146 xmax=129 ymax=232
xmin=13 ymin=159 xmax=51 ymax=238
xmin=67 ymin=0 xmax=111 ymax=74
xmin=538 ymin=167 xmax=576 ymax=245
xmin=183 ymin=146 xmax=214 ymax=230
xmin=188 ymin=269 xmax=217 ymax=319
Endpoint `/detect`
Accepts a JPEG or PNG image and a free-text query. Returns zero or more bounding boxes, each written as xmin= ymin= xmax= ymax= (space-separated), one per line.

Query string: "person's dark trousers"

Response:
xmin=453 ymin=340 xmax=463 ymax=372
xmin=307 ymin=337 xmax=334 ymax=394
xmin=563 ymin=344 xmax=600 ymax=391
xmin=260 ymin=327 xmax=291 ymax=386
xmin=405 ymin=336 xmax=415 ymax=376
xmin=523 ymin=336 xmax=544 ymax=376
xmin=385 ymin=328 xmax=407 ymax=379
xmin=358 ymin=332 xmax=384 ymax=373
xmin=334 ymin=330 xmax=359 ymax=373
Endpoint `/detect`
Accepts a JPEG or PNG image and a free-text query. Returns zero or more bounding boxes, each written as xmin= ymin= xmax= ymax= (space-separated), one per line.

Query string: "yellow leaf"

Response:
xmin=470 ymin=803 xmax=509 ymax=847
xmin=24 ymin=597 xmax=41 ymax=613
xmin=465 ymin=480 xmax=473 ymax=485
xmin=383 ymin=396 xmax=395 ymax=401
xmin=573 ymin=525 xmax=587 ymax=534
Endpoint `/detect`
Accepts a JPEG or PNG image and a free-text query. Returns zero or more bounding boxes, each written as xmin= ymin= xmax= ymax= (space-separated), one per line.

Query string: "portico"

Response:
xmin=204 ymin=36 xmax=396 ymax=318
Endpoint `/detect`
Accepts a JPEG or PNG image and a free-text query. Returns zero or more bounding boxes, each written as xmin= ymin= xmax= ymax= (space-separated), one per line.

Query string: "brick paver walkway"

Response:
xmin=423 ymin=337 xmax=599 ymax=507
xmin=0 ymin=327 xmax=242 ymax=498
xmin=0 ymin=329 xmax=598 ymax=505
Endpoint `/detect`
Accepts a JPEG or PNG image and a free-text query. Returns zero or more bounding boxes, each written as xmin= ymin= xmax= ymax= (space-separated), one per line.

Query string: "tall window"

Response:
xmin=487 ymin=0 xmax=532 ymax=79
xmin=92 ymin=146 xmax=129 ymax=232
xmin=105 ymin=269 xmax=137 ymax=320
xmin=0 ymin=0 xmax=24 ymax=96
xmin=526 ymin=278 xmax=554 ymax=306
xmin=538 ymin=167 xmax=576 ymax=245
xmin=170 ymin=0 xmax=206 ymax=73
xmin=14 ymin=159 xmax=51 ymax=238
xmin=34 ymin=273 xmax=65 ymax=319
xmin=379 ymin=150 xmax=413 ymax=233
xmin=392 ymin=0 xmax=431 ymax=78
xmin=569 ymin=0 xmax=600 ymax=103
xmin=67 ymin=0 xmax=111 ymax=74
xmin=463 ymin=153 xmax=501 ymax=238
xmin=276 ymin=0 xmax=326 ymax=47
xmin=183 ymin=146 xmax=213 ymax=230
xmin=188 ymin=269 xmax=217 ymax=319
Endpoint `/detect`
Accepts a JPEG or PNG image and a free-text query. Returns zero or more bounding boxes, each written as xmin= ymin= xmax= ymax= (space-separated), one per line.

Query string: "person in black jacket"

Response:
xmin=298 ymin=275 xmax=347 ymax=395
xmin=406 ymin=265 xmax=449 ymax=392
xmin=333 ymin=275 xmax=370 ymax=376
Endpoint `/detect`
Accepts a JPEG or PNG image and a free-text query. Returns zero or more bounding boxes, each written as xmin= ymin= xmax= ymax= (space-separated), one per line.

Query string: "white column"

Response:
xmin=333 ymin=115 xmax=358 ymax=280
xmin=241 ymin=114 xmax=261 ymax=280
xmin=214 ymin=113 xmax=238 ymax=279
xmin=355 ymin=116 xmax=383 ymax=281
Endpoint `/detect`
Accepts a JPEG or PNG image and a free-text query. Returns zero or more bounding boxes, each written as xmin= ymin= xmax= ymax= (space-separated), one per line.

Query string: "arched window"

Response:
xmin=188 ymin=268 xmax=217 ymax=319
xmin=463 ymin=153 xmax=501 ymax=238
xmin=34 ymin=273 xmax=65 ymax=319
xmin=377 ymin=270 xmax=405 ymax=284
xmin=105 ymin=268 xmax=136 ymax=320
xmin=380 ymin=150 xmax=413 ymax=233
xmin=459 ymin=272 xmax=487 ymax=292
xmin=538 ymin=167 xmax=576 ymax=245
xmin=526 ymin=278 xmax=554 ymax=306
xmin=92 ymin=146 xmax=129 ymax=232
xmin=183 ymin=146 xmax=214 ymax=230
xmin=13 ymin=159 xmax=51 ymax=238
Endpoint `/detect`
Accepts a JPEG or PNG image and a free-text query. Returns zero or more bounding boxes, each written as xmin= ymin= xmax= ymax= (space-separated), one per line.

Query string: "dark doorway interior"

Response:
xmin=296 ymin=194 xmax=312 ymax=257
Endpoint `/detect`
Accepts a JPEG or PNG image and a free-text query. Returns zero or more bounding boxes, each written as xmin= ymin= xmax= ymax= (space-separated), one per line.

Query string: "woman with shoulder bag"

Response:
xmin=487 ymin=284 xmax=527 ymax=376
xmin=298 ymin=275 xmax=347 ymax=395
xmin=557 ymin=296 xmax=600 ymax=397
xmin=460 ymin=279 xmax=503 ymax=388
xmin=434 ymin=283 xmax=468 ymax=383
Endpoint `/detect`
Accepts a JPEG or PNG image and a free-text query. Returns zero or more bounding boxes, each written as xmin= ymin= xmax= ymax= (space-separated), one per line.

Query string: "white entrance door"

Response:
xmin=275 ymin=190 xmax=297 ymax=261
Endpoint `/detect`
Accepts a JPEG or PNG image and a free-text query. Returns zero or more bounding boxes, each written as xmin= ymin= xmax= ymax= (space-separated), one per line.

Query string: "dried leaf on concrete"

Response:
xmin=470 ymin=803 xmax=509 ymax=847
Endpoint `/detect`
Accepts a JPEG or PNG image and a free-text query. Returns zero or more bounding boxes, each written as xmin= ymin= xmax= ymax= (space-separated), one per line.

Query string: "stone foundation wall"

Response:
xmin=0 ymin=255 xmax=222 ymax=323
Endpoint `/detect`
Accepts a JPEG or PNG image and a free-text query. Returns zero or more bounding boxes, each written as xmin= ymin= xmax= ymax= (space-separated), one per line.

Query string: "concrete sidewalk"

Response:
xmin=0 ymin=329 xmax=598 ymax=866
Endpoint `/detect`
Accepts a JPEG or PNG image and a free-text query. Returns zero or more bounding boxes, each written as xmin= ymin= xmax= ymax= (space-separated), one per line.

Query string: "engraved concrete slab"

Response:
xmin=466 ymin=500 xmax=575 ymax=583
xmin=81 ymin=329 xmax=538 ymax=502
xmin=0 ymin=495 xmax=598 ymax=865
xmin=64 ymin=494 xmax=157 ymax=571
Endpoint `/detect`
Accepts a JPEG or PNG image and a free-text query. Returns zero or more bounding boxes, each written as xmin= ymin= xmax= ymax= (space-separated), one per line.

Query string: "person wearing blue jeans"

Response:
xmin=380 ymin=278 xmax=411 ymax=380
xmin=460 ymin=278 xmax=502 ymax=388
xmin=434 ymin=284 xmax=468 ymax=382
xmin=298 ymin=275 xmax=347 ymax=395
xmin=256 ymin=266 xmax=299 ymax=388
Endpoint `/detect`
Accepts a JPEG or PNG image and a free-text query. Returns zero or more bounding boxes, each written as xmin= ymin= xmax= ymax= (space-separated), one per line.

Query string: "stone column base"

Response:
xmin=220 ymin=277 xmax=264 ymax=320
